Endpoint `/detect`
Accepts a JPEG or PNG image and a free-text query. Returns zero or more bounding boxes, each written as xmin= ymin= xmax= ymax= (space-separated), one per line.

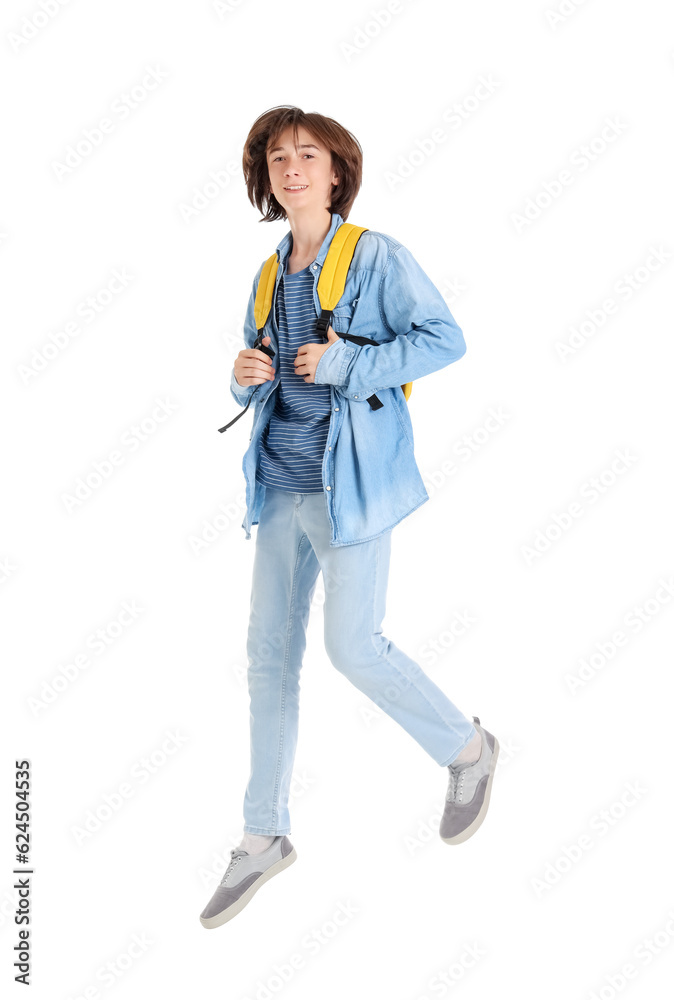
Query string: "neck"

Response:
xmin=287 ymin=208 xmax=333 ymax=261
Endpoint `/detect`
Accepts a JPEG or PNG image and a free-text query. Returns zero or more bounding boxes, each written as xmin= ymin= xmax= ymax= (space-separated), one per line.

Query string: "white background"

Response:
xmin=2 ymin=0 xmax=674 ymax=997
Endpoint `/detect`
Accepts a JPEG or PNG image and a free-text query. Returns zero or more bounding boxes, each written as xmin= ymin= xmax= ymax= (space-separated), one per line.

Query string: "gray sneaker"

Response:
xmin=440 ymin=717 xmax=499 ymax=845
xmin=200 ymin=836 xmax=297 ymax=928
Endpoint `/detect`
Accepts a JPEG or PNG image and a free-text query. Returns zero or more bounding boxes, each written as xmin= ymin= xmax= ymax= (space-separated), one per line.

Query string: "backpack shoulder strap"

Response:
xmin=318 ymin=223 xmax=412 ymax=401
xmin=316 ymin=223 xmax=368 ymax=310
xmin=252 ymin=226 xmax=413 ymax=402
xmin=253 ymin=224 xmax=368 ymax=334
xmin=253 ymin=252 xmax=279 ymax=333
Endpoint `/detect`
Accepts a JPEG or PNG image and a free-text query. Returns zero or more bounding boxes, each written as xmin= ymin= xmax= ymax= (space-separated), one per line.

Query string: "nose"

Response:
xmin=284 ymin=154 xmax=303 ymax=174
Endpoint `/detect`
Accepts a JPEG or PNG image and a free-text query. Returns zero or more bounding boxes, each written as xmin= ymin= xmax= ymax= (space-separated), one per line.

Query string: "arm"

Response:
xmin=313 ymin=244 xmax=466 ymax=399
xmin=230 ymin=261 xmax=264 ymax=407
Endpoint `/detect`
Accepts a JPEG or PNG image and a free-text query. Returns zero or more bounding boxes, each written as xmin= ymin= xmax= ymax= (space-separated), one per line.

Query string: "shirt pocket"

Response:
xmin=330 ymin=296 xmax=359 ymax=334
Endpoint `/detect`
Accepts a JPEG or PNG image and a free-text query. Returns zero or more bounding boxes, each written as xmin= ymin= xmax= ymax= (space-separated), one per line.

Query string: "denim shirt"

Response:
xmin=230 ymin=211 xmax=466 ymax=546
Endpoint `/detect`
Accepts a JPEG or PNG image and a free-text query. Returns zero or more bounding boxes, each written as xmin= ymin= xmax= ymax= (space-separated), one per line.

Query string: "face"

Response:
xmin=266 ymin=125 xmax=339 ymax=214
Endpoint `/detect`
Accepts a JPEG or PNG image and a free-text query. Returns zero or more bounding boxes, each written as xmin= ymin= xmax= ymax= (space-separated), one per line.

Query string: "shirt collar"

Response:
xmin=275 ymin=212 xmax=344 ymax=269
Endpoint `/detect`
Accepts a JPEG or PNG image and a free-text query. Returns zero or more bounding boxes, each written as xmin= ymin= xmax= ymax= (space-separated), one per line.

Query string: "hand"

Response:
xmin=294 ymin=325 xmax=340 ymax=383
xmin=234 ymin=336 xmax=276 ymax=386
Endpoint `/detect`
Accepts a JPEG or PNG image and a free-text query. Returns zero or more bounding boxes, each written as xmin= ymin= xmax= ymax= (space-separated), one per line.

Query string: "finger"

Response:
xmin=238 ymin=362 xmax=275 ymax=381
xmin=240 ymin=348 xmax=273 ymax=365
xmin=250 ymin=350 xmax=273 ymax=364
xmin=242 ymin=357 xmax=275 ymax=372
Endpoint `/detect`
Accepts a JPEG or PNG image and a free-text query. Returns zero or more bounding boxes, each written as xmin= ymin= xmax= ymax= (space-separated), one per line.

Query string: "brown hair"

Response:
xmin=242 ymin=106 xmax=363 ymax=223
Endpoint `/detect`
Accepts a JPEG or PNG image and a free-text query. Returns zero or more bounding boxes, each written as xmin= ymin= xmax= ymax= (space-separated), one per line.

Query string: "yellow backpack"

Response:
xmin=218 ymin=222 xmax=412 ymax=433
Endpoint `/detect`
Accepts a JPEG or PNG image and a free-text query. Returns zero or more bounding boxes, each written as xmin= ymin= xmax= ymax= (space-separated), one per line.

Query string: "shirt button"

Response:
xmin=326 ymin=485 xmax=331 ymax=490
xmin=312 ymin=264 xmax=317 ymax=269
xmin=334 ymin=406 xmax=339 ymax=411
xmin=354 ymin=395 xmax=358 ymax=398
xmin=328 ymin=445 xmax=331 ymax=450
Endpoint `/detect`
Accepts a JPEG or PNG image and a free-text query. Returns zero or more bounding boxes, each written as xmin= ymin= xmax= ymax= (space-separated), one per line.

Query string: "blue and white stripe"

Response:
xmin=256 ymin=262 xmax=332 ymax=493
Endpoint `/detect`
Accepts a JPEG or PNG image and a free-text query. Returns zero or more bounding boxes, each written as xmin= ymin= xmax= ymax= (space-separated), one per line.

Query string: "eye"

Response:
xmin=271 ymin=154 xmax=315 ymax=161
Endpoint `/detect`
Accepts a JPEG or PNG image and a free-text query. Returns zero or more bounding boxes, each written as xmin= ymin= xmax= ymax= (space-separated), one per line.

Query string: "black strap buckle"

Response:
xmin=316 ymin=309 xmax=333 ymax=340
xmin=253 ymin=331 xmax=275 ymax=359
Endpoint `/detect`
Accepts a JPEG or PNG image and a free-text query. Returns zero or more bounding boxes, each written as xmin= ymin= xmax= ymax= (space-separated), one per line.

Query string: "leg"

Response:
xmin=296 ymin=494 xmax=477 ymax=766
xmin=243 ymin=488 xmax=321 ymax=835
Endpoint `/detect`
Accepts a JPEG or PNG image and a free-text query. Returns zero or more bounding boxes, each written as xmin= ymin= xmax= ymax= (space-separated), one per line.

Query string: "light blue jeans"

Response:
xmin=243 ymin=487 xmax=477 ymax=835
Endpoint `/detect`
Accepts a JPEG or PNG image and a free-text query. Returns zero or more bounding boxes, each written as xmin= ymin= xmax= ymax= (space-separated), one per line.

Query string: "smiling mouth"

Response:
xmin=283 ymin=185 xmax=308 ymax=191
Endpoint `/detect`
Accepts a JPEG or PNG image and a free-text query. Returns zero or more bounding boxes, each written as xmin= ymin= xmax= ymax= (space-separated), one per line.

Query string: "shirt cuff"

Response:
xmin=230 ymin=367 xmax=256 ymax=406
xmin=313 ymin=336 xmax=357 ymax=386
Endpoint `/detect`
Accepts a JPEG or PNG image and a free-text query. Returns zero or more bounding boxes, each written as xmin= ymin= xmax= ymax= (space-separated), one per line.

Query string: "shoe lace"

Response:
xmin=447 ymin=764 xmax=467 ymax=804
xmin=219 ymin=848 xmax=248 ymax=886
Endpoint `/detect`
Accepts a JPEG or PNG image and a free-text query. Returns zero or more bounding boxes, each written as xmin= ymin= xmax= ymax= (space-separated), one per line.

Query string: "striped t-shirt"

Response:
xmin=255 ymin=259 xmax=332 ymax=493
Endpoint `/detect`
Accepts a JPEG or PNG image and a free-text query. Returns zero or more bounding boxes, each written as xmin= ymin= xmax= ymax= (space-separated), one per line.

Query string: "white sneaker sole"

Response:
xmin=200 ymin=846 xmax=297 ymax=929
